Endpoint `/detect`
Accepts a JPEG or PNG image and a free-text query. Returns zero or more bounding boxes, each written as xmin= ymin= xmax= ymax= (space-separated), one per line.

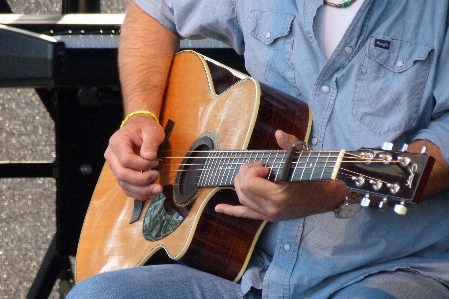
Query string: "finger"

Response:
xmin=105 ymin=144 xmax=157 ymax=174
xmin=118 ymin=180 xmax=163 ymax=201
xmin=275 ymin=129 xmax=300 ymax=151
xmin=107 ymin=148 xmax=160 ymax=186
xmin=108 ymin=132 xmax=159 ymax=171
xmin=215 ymin=204 xmax=268 ymax=221
xmin=234 ymin=163 xmax=273 ymax=209
xmin=235 ymin=163 xmax=272 ymax=198
xmin=238 ymin=162 xmax=269 ymax=178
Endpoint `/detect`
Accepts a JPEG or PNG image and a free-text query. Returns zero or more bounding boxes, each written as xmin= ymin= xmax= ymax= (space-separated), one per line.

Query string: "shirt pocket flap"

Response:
xmin=245 ymin=10 xmax=295 ymax=45
xmin=367 ymin=36 xmax=433 ymax=73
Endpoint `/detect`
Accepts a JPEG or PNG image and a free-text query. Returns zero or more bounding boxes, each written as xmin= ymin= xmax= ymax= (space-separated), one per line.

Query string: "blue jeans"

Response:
xmin=67 ymin=265 xmax=449 ymax=298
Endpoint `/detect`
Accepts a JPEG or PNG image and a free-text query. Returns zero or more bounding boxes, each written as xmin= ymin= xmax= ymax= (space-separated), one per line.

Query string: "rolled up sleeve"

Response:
xmin=133 ymin=0 xmax=245 ymax=54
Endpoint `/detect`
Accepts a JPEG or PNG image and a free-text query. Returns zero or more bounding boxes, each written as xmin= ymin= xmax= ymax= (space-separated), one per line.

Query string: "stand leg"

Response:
xmin=26 ymin=236 xmax=74 ymax=299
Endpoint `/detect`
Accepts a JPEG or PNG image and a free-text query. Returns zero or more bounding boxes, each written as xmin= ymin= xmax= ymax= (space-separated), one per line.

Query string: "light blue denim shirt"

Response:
xmin=135 ymin=0 xmax=449 ymax=297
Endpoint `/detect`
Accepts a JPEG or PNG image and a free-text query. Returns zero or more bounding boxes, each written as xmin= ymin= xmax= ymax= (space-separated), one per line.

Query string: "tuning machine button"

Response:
xmin=394 ymin=201 xmax=408 ymax=215
xmin=378 ymin=197 xmax=389 ymax=212
xmin=360 ymin=194 xmax=371 ymax=207
xmin=381 ymin=142 xmax=393 ymax=151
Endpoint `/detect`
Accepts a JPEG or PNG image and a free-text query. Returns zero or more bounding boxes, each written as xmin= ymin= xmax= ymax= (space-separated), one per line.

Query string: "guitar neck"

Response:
xmin=198 ymin=149 xmax=345 ymax=187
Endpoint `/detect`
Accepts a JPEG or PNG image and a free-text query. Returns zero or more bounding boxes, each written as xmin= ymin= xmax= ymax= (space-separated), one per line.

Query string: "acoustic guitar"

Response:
xmin=75 ymin=50 xmax=434 ymax=283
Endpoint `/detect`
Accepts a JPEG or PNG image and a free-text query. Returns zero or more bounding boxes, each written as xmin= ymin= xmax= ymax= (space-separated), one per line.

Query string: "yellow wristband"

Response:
xmin=120 ymin=110 xmax=159 ymax=128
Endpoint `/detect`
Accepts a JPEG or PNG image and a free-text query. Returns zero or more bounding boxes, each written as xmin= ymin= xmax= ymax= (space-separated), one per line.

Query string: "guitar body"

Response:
xmin=76 ymin=51 xmax=311 ymax=283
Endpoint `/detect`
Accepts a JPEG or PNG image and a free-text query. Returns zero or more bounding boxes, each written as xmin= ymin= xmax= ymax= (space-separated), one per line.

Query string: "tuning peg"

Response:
xmin=387 ymin=183 xmax=400 ymax=194
xmin=352 ymin=175 xmax=365 ymax=187
xmin=378 ymin=197 xmax=389 ymax=212
xmin=382 ymin=142 xmax=393 ymax=150
xmin=398 ymin=155 xmax=411 ymax=167
xmin=394 ymin=201 xmax=407 ymax=215
xmin=378 ymin=152 xmax=393 ymax=164
xmin=369 ymin=179 xmax=382 ymax=191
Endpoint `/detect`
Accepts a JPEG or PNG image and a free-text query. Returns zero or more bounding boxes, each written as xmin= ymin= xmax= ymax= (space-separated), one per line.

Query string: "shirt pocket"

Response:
xmin=352 ymin=36 xmax=433 ymax=136
xmin=243 ymin=10 xmax=298 ymax=96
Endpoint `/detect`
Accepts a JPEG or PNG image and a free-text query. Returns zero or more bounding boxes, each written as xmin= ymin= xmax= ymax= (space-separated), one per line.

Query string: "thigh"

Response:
xmin=67 ymin=264 xmax=243 ymax=299
xmin=330 ymin=270 xmax=449 ymax=299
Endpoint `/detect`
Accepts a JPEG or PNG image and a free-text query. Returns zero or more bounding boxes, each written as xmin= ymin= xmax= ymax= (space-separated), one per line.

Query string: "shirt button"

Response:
xmin=283 ymin=243 xmax=291 ymax=252
xmin=396 ymin=60 xmax=404 ymax=67
xmin=306 ymin=31 xmax=313 ymax=39
xmin=265 ymin=32 xmax=271 ymax=39
xmin=321 ymin=85 xmax=330 ymax=94
xmin=311 ymin=137 xmax=318 ymax=146
xmin=344 ymin=46 xmax=353 ymax=55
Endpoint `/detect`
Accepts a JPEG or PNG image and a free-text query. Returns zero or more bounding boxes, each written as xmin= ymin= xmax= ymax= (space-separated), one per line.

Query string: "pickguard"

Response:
xmin=142 ymin=187 xmax=184 ymax=241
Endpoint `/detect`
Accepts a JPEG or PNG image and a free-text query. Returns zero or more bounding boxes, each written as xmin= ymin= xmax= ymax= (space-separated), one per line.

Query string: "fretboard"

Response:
xmin=198 ymin=149 xmax=345 ymax=187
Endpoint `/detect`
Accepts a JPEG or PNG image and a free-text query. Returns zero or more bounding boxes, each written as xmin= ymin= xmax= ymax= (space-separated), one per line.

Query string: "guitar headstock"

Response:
xmin=337 ymin=143 xmax=435 ymax=215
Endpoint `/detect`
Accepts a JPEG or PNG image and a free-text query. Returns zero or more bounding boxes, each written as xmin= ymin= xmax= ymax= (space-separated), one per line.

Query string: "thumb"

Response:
xmin=275 ymin=130 xmax=301 ymax=151
xmin=140 ymin=126 xmax=165 ymax=160
xmin=140 ymin=140 xmax=159 ymax=161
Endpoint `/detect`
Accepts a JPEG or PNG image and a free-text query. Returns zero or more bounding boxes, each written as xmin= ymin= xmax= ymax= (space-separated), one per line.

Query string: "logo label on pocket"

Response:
xmin=374 ymin=39 xmax=391 ymax=50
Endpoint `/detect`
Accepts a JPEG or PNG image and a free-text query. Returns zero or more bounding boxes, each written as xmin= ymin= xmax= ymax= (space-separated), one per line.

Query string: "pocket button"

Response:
xmin=345 ymin=46 xmax=353 ymax=55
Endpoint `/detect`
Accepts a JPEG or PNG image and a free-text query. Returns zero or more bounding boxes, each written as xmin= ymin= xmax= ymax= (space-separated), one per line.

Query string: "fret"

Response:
xmin=276 ymin=151 xmax=285 ymax=181
xmin=291 ymin=150 xmax=300 ymax=181
xmin=211 ymin=151 xmax=221 ymax=186
xmin=318 ymin=151 xmax=331 ymax=179
xmin=273 ymin=151 xmax=285 ymax=182
xmin=320 ymin=152 xmax=339 ymax=180
xmin=230 ymin=151 xmax=239 ymax=187
xmin=266 ymin=151 xmax=276 ymax=181
xmin=290 ymin=151 xmax=343 ymax=182
xmin=197 ymin=149 xmax=344 ymax=187
xmin=219 ymin=151 xmax=233 ymax=186
xmin=214 ymin=151 xmax=224 ymax=186
xmin=198 ymin=151 xmax=215 ymax=187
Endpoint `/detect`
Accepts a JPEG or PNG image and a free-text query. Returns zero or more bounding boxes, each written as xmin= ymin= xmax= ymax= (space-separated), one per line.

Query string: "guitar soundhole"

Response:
xmin=174 ymin=136 xmax=214 ymax=205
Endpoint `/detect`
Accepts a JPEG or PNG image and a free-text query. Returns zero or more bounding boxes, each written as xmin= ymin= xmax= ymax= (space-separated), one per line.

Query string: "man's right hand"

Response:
xmin=104 ymin=114 xmax=165 ymax=201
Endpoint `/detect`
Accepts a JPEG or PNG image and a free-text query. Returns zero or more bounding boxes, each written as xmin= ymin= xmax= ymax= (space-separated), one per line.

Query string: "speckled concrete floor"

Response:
xmin=0 ymin=1 xmax=128 ymax=298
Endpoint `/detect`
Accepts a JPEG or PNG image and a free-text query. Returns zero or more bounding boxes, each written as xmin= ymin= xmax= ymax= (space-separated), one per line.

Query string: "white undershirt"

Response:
xmin=314 ymin=0 xmax=364 ymax=60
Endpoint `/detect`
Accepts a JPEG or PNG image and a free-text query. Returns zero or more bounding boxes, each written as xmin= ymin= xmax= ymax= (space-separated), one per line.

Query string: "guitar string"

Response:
xmin=149 ymin=150 xmax=398 ymax=188
xmin=154 ymin=149 xmax=390 ymax=163
xmin=153 ymin=150 xmax=399 ymax=177
xmin=162 ymin=169 xmax=394 ymax=189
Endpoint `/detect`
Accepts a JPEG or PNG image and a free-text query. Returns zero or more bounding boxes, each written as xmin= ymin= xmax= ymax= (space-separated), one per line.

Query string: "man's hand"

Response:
xmin=215 ymin=130 xmax=348 ymax=221
xmin=104 ymin=115 xmax=165 ymax=200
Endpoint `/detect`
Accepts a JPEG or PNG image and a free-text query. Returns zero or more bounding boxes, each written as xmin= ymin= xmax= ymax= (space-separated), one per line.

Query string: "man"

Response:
xmin=68 ymin=0 xmax=449 ymax=298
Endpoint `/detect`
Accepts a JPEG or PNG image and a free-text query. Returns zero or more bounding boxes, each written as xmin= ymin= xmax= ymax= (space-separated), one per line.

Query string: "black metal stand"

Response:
xmin=0 ymin=86 xmax=123 ymax=298
xmin=23 ymin=88 xmax=123 ymax=299
xmin=0 ymin=0 xmax=11 ymax=13
xmin=26 ymin=237 xmax=73 ymax=299
xmin=0 ymin=1 xmax=115 ymax=297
